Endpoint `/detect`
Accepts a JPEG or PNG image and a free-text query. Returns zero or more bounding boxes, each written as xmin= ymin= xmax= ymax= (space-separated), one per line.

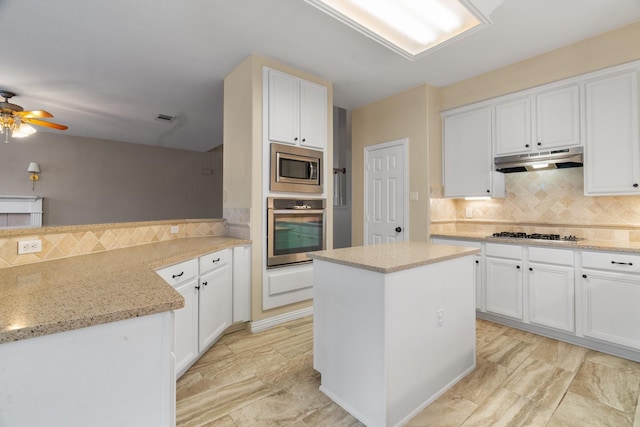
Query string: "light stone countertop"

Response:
xmin=307 ymin=241 xmax=480 ymax=274
xmin=0 ymin=236 xmax=249 ymax=344
xmin=431 ymin=232 xmax=640 ymax=253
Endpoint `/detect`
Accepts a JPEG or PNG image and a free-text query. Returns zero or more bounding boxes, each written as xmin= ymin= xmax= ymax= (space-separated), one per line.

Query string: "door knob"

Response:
xmin=395 ymin=227 xmax=402 ymax=232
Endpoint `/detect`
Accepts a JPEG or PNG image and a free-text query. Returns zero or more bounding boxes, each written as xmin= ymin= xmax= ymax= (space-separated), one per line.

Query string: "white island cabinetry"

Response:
xmin=310 ymin=242 xmax=478 ymax=427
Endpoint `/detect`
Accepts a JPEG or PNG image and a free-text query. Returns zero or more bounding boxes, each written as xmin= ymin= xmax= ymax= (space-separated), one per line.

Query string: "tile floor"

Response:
xmin=176 ymin=317 xmax=640 ymax=426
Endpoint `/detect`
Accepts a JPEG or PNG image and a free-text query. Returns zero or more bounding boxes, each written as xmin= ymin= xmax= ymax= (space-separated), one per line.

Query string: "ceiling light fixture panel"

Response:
xmin=305 ymin=0 xmax=503 ymax=60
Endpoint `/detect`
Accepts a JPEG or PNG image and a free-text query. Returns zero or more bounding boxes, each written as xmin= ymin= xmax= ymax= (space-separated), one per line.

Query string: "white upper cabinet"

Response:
xmin=443 ymin=106 xmax=505 ymax=198
xmin=494 ymin=85 xmax=581 ymax=156
xmin=494 ymin=96 xmax=533 ymax=156
xmin=267 ymin=68 xmax=327 ymax=150
xmin=584 ymin=70 xmax=640 ymax=195
xmin=299 ymin=79 xmax=328 ymax=149
xmin=267 ymin=69 xmax=299 ymax=145
xmin=536 ymin=85 xmax=581 ymax=150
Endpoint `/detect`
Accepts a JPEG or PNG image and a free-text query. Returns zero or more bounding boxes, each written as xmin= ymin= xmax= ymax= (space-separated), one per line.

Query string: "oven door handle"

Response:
xmin=271 ymin=209 xmax=325 ymax=215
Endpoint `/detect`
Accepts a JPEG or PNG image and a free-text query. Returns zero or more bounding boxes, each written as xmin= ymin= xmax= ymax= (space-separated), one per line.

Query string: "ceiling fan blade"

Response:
xmin=15 ymin=110 xmax=54 ymax=119
xmin=23 ymin=118 xmax=68 ymax=130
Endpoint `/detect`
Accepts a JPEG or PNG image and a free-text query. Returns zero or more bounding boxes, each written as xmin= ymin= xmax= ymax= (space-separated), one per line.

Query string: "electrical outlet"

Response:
xmin=170 ymin=226 xmax=180 ymax=234
xmin=436 ymin=308 xmax=444 ymax=328
xmin=18 ymin=239 xmax=42 ymax=255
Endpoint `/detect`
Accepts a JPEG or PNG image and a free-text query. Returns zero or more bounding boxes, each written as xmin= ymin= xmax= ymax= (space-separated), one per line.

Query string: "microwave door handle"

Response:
xmin=309 ymin=163 xmax=316 ymax=179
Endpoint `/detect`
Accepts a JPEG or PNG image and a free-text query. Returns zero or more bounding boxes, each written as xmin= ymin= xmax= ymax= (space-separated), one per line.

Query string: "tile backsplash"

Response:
xmin=431 ymin=168 xmax=640 ymax=237
xmin=0 ymin=219 xmax=226 ymax=268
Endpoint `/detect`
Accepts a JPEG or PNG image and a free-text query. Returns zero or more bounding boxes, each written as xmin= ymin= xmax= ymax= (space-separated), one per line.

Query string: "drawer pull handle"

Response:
xmin=172 ymin=272 xmax=184 ymax=279
xmin=611 ymin=261 xmax=633 ymax=266
xmin=212 ymin=258 xmax=221 ymax=263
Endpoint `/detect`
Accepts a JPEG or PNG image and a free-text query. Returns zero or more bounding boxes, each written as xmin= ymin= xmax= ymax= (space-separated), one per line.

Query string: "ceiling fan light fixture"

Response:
xmin=304 ymin=0 xmax=503 ymax=60
xmin=12 ymin=123 xmax=37 ymax=138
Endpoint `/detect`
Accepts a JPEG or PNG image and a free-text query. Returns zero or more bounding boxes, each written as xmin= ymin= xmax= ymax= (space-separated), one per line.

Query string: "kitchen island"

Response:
xmin=308 ymin=241 xmax=480 ymax=427
xmin=0 ymin=235 xmax=249 ymax=427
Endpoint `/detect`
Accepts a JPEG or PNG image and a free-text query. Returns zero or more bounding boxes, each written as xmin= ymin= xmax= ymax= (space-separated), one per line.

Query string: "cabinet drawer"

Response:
xmin=529 ymin=247 xmax=574 ymax=265
xmin=199 ymin=248 xmax=232 ymax=274
xmin=582 ymin=251 xmax=640 ymax=273
xmin=156 ymin=259 xmax=199 ymax=287
xmin=486 ymin=243 xmax=522 ymax=259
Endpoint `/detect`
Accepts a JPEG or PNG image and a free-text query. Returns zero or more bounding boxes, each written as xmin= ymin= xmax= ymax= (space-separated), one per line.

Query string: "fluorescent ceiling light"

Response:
xmin=305 ymin=0 xmax=503 ymax=60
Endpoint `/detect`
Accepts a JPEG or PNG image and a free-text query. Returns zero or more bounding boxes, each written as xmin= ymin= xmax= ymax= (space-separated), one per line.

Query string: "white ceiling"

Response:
xmin=1 ymin=0 xmax=639 ymax=152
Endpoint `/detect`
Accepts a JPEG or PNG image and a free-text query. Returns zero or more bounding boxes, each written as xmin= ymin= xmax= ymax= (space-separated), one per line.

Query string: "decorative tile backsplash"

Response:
xmin=431 ymin=168 xmax=640 ymax=239
xmin=0 ymin=219 xmax=226 ymax=268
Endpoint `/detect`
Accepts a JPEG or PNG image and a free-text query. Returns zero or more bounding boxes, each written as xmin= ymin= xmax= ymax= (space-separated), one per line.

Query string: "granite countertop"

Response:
xmin=307 ymin=241 xmax=480 ymax=274
xmin=431 ymin=232 xmax=640 ymax=253
xmin=0 ymin=236 xmax=249 ymax=344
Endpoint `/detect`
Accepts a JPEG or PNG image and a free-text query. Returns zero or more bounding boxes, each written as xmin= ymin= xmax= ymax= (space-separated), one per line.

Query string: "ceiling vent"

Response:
xmin=155 ymin=114 xmax=176 ymax=122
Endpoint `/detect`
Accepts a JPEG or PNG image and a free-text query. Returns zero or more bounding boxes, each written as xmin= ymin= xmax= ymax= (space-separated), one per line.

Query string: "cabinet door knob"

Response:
xmin=195 ymin=285 xmax=200 ymax=290
xmin=302 ymin=138 xmax=306 ymax=142
xmin=582 ymin=274 xmax=587 ymax=278
xmin=516 ymin=265 xmax=521 ymax=269
xmin=475 ymin=260 xmax=479 ymax=264
xmin=634 ymin=183 xmax=639 ymax=188
xmin=537 ymin=142 xmax=542 ymax=146
xmin=525 ymin=144 xmax=530 ymax=148
xmin=202 ymin=281 xmax=208 ymax=287
xmin=486 ymin=189 xmax=490 ymax=193
xmin=294 ymin=137 xmax=298 ymax=141
xmin=529 ymin=267 xmax=533 ymax=271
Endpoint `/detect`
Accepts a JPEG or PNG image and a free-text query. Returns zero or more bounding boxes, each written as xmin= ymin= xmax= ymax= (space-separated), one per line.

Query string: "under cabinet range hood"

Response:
xmin=494 ymin=147 xmax=583 ymax=173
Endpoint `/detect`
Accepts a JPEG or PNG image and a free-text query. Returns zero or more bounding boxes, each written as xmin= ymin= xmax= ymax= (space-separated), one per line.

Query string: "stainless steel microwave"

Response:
xmin=270 ymin=143 xmax=323 ymax=194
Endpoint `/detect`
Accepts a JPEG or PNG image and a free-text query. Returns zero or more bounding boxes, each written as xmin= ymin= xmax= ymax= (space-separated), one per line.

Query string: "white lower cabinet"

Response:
xmin=174 ymin=277 xmax=199 ymax=374
xmin=475 ymin=254 xmax=482 ymax=310
xmin=485 ymin=243 xmax=523 ymax=320
xmin=156 ymin=247 xmax=234 ymax=378
xmin=528 ymin=247 xmax=575 ymax=332
xmin=580 ymin=251 xmax=640 ymax=350
xmin=432 ymin=237 xmax=640 ymax=361
xmin=198 ymin=249 xmax=232 ymax=351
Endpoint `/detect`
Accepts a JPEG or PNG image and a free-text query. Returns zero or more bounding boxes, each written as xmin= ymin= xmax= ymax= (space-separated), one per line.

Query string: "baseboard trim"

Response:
xmin=250 ymin=306 xmax=314 ymax=333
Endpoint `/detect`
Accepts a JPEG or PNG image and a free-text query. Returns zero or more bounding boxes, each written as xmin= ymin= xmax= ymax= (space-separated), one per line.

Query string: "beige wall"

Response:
xmin=223 ymin=55 xmax=334 ymax=321
xmin=351 ymin=84 xmax=435 ymax=245
xmin=0 ymin=132 xmax=222 ymax=226
xmin=439 ymin=21 xmax=640 ymax=111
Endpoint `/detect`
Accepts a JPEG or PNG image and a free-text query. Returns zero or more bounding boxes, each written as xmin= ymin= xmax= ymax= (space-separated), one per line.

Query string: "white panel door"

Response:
xmin=299 ymin=80 xmax=327 ymax=149
xmin=494 ymin=96 xmax=533 ymax=155
xmin=485 ymin=257 xmax=523 ymax=320
xmin=365 ymin=140 xmax=406 ymax=245
xmin=268 ymin=68 xmax=300 ymax=145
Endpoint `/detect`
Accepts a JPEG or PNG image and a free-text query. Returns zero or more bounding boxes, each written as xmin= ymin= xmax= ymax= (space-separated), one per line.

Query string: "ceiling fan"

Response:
xmin=0 ymin=91 xmax=68 ymax=142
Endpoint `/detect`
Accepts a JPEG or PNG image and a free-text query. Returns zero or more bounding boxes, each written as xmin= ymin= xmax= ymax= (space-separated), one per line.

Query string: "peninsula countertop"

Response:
xmin=0 ymin=236 xmax=249 ymax=344
xmin=307 ymin=241 xmax=480 ymax=274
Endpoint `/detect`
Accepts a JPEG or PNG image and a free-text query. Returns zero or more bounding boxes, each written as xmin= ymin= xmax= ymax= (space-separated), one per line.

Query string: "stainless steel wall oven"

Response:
xmin=267 ymin=197 xmax=326 ymax=268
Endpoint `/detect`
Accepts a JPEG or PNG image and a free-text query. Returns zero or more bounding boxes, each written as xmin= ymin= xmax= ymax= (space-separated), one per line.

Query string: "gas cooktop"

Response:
xmin=490 ymin=231 xmax=583 ymax=242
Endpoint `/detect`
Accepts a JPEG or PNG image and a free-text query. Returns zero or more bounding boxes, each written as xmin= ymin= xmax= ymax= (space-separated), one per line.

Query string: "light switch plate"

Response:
xmin=410 ymin=191 xmax=419 ymax=202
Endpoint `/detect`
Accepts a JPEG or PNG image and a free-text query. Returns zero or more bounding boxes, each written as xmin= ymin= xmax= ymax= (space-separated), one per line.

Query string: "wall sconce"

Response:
xmin=27 ymin=162 xmax=40 ymax=190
